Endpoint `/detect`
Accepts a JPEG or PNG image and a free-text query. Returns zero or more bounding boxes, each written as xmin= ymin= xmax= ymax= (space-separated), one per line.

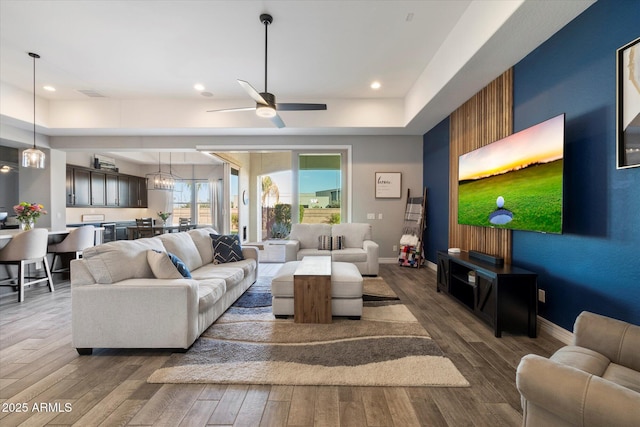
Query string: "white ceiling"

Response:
xmin=0 ymin=1 xmax=594 ymax=142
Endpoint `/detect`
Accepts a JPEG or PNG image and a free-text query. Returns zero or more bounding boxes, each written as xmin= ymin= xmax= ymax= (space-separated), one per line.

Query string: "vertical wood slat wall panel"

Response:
xmin=449 ymin=69 xmax=513 ymax=264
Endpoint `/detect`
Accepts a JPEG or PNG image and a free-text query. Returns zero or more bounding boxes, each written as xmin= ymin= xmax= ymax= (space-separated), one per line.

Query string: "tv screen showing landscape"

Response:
xmin=458 ymin=114 xmax=564 ymax=234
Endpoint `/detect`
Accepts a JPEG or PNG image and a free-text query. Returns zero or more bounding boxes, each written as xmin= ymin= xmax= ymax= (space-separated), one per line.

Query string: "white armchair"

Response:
xmin=288 ymin=223 xmax=379 ymax=275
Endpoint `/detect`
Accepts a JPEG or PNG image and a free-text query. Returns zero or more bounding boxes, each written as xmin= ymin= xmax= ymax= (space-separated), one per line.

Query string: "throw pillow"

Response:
xmin=167 ymin=252 xmax=192 ymax=278
xmin=318 ymin=234 xmax=332 ymax=250
xmin=147 ymin=249 xmax=183 ymax=279
xmin=332 ymin=235 xmax=345 ymax=250
xmin=210 ymin=234 xmax=244 ymax=264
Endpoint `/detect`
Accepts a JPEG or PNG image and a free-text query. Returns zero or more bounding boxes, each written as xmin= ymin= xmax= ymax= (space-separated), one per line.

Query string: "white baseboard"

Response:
xmin=538 ymin=316 xmax=573 ymax=345
xmin=379 ymin=257 xmax=398 ymax=264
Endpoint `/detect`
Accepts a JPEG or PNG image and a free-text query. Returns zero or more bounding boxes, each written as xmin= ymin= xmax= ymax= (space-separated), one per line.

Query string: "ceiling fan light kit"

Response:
xmin=208 ymin=13 xmax=326 ymax=128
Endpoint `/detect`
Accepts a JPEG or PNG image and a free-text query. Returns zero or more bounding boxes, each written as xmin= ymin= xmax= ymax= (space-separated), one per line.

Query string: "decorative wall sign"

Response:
xmin=617 ymin=36 xmax=640 ymax=169
xmin=375 ymin=172 xmax=401 ymax=198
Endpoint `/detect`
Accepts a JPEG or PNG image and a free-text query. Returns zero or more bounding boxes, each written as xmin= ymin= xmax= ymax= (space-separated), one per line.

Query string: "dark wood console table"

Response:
xmin=437 ymin=250 xmax=538 ymax=338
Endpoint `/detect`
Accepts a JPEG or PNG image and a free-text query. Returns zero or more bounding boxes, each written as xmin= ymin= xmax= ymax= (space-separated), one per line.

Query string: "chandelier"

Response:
xmin=146 ymin=153 xmax=177 ymax=191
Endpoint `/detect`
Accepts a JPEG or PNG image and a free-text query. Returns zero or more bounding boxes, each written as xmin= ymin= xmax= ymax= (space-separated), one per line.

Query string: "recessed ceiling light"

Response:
xmin=194 ymin=83 xmax=205 ymax=91
xmin=43 ymin=85 xmax=56 ymax=92
xmin=370 ymin=81 xmax=381 ymax=90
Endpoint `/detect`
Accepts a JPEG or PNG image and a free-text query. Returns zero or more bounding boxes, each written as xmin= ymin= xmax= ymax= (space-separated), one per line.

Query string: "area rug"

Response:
xmin=147 ymin=277 xmax=469 ymax=387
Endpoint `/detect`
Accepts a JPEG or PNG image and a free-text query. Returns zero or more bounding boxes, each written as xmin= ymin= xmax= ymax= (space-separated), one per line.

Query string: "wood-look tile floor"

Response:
xmin=0 ymin=263 xmax=564 ymax=426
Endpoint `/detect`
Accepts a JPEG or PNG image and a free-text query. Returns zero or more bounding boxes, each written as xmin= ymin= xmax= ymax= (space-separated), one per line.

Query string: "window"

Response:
xmin=172 ymin=180 xmax=211 ymax=225
xmin=298 ymin=153 xmax=342 ymax=225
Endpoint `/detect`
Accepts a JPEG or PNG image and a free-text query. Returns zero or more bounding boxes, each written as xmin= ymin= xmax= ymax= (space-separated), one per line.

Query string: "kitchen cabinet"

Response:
xmin=105 ymin=174 xmax=119 ymax=206
xmin=90 ymin=171 xmax=106 ymax=206
xmin=66 ymin=165 xmax=147 ymax=208
xmin=67 ymin=167 xmax=90 ymax=206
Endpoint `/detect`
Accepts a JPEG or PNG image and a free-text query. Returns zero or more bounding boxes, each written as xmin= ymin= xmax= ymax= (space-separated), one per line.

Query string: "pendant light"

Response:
xmin=146 ymin=153 xmax=176 ymax=191
xmin=22 ymin=52 xmax=46 ymax=169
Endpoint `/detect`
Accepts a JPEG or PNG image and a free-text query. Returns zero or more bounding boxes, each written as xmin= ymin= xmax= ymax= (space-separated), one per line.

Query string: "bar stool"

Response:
xmin=0 ymin=229 xmax=54 ymax=302
xmin=48 ymin=225 xmax=96 ymax=274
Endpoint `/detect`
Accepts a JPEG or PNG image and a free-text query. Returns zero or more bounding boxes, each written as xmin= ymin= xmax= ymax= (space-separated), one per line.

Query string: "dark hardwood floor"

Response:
xmin=0 ymin=263 xmax=564 ymax=426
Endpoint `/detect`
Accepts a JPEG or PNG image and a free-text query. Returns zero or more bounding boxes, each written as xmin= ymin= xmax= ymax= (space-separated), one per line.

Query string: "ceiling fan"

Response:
xmin=208 ymin=13 xmax=327 ymax=128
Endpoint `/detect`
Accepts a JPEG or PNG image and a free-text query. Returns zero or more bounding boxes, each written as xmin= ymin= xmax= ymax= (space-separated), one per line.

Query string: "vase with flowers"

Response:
xmin=157 ymin=211 xmax=171 ymax=226
xmin=14 ymin=202 xmax=47 ymax=230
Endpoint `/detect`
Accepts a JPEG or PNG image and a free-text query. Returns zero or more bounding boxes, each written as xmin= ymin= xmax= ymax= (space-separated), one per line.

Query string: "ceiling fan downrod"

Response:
xmin=260 ymin=13 xmax=273 ymax=94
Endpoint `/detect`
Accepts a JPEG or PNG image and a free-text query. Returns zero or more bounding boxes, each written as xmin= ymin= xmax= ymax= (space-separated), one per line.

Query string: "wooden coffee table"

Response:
xmin=293 ymin=256 xmax=332 ymax=323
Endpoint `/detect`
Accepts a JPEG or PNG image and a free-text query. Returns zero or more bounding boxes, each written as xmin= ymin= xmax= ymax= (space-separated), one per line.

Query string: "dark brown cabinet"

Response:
xmin=128 ymin=176 xmax=147 ymax=207
xmin=67 ymin=167 xmax=91 ymax=206
xmin=66 ymin=165 xmax=147 ymax=208
xmin=437 ymin=250 xmax=538 ymax=338
xmin=105 ymin=174 xmax=119 ymax=206
xmin=90 ymin=171 xmax=106 ymax=206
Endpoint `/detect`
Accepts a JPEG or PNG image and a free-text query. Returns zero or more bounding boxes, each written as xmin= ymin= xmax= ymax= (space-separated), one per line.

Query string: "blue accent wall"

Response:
xmin=423 ymin=1 xmax=640 ymax=329
xmin=422 ymin=116 xmax=450 ymax=262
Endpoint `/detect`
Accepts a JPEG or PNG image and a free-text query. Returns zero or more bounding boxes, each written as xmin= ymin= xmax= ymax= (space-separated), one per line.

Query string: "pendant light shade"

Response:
xmin=22 ymin=52 xmax=46 ymax=169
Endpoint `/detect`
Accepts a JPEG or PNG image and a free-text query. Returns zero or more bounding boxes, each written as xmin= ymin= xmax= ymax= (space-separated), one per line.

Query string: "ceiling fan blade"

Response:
xmin=207 ymin=106 xmax=256 ymax=113
xmin=276 ymin=103 xmax=327 ymax=111
xmin=238 ymin=80 xmax=268 ymax=105
xmin=270 ymin=113 xmax=285 ymax=128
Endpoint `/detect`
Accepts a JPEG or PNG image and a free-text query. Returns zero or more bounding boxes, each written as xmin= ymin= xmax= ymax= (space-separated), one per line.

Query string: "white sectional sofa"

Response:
xmin=70 ymin=228 xmax=257 ymax=354
xmin=288 ymin=223 xmax=379 ymax=276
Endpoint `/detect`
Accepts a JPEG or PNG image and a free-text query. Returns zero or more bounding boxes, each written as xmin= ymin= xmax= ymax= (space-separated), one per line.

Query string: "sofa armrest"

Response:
xmin=72 ymin=279 xmax=200 ymax=350
xmin=574 ymin=311 xmax=640 ymax=371
xmin=242 ymin=245 xmax=259 ymax=261
xmin=363 ymin=240 xmax=379 ymax=275
xmin=517 ymin=354 xmax=640 ymax=427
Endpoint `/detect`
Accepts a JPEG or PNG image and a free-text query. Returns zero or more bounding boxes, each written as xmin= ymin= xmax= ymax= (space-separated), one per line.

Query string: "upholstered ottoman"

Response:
xmin=271 ymin=260 xmax=363 ymax=319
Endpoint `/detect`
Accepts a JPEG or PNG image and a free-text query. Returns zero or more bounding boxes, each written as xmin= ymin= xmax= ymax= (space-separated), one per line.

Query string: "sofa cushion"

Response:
xmin=158 ymin=232 xmax=203 ymax=272
xmin=331 ymin=248 xmax=368 ymax=263
xmin=82 ymin=238 xmax=165 ymax=284
xmin=603 ymin=363 xmax=640 ymax=393
xmin=332 ymin=223 xmax=371 ymax=248
xmin=210 ymin=234 xmax=245 ymax=264
xmin=297 ymin=248 xmax=331 ymax=260
xmin=188 ymin=227 xmax=218 ymax=265
xmin=318 ymin=235 xmax=332 ymax=250
xmin=147 ymin=249 xmax=183 ymax=279
xmin=190 ymin=264 xmax=245 ymax=290
xmin=290 ymin=224 xmax=331 ymax=249
xmin=197 ymin=279 xmax=226 ymax=314
xmin=550 ymin=345 xmax=610 ymax=376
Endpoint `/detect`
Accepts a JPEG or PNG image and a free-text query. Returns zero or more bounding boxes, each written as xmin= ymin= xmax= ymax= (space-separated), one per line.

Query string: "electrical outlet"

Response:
xmin=378 ymin=213 xmax=383 ymax=219
xmin=538 ymin=289 xmax=546 ymax=303
xmin=367 ymin=213 xmax=375 ymax=220
xmin=393 ymin=245 xmax=398 ymax=251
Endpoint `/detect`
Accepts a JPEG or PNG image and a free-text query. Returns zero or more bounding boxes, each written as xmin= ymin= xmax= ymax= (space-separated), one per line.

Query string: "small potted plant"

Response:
xmin=157 ymin=211 xmax=171 ymax=226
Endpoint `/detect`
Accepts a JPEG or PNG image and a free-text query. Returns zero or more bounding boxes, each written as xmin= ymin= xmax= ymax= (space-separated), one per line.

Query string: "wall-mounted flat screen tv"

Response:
xmin=458 ymin=113 xmax=564 ymax=234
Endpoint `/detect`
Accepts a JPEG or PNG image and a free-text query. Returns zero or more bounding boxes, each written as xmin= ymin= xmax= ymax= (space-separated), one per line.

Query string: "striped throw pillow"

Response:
xmin=318 ymin=235 xmax=332 ymax=250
